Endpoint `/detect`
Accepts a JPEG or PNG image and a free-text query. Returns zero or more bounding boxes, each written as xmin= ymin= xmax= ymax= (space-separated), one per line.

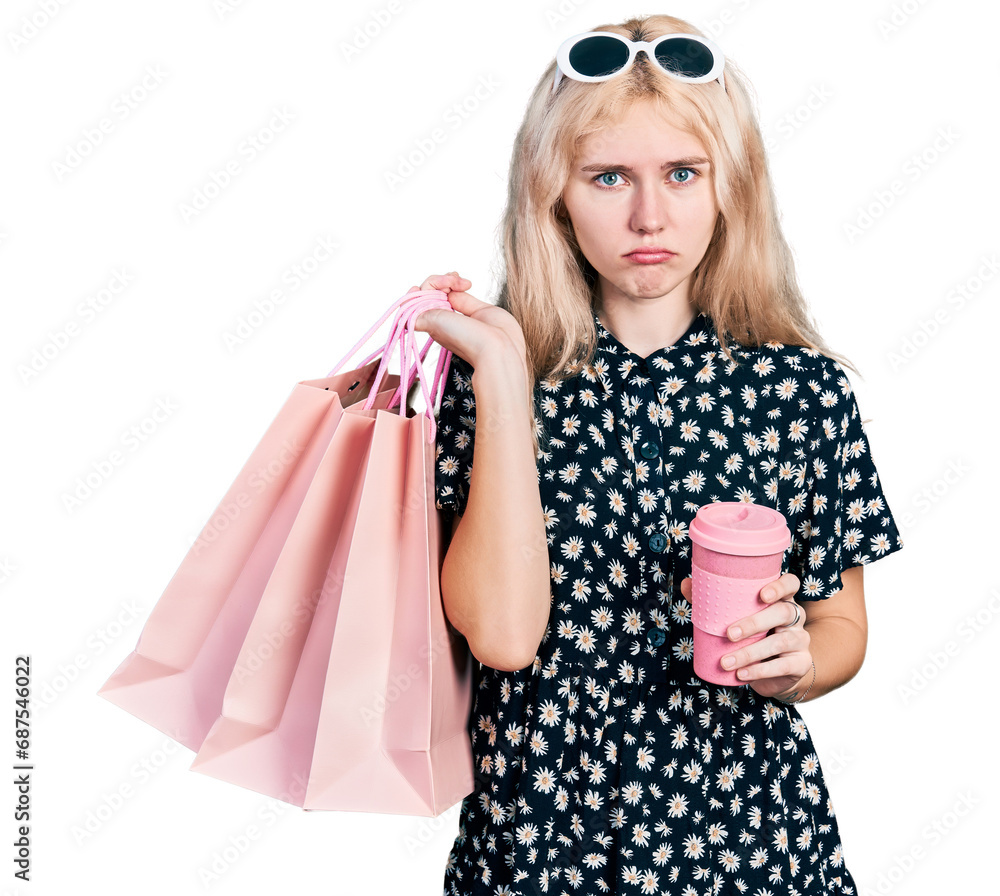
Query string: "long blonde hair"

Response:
xmin=491 ymin=14 xmax=858 ymax=455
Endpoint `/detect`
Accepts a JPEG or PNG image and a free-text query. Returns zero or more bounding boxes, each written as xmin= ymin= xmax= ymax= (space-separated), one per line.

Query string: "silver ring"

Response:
xmin=787 ymin=601 xmax=802 ymax=627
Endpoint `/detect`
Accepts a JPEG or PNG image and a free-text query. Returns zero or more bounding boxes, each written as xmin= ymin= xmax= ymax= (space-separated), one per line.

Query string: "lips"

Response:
xmin=625 ymin=247 xmax=676 ymax=257
xmin=625 ymin=248 xmax=676 ymax=263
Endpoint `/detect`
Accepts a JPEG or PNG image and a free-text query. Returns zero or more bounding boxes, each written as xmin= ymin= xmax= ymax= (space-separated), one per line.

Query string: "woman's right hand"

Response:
xmin=409 ymin=272 xmax=527 ymax=374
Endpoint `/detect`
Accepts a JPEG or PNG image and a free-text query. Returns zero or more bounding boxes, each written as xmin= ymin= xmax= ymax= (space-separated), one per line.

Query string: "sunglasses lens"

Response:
xmin=568 ymin=34 xmax=630 ymax=78
xmin=654 ymin=37 xmax=715 ymax=79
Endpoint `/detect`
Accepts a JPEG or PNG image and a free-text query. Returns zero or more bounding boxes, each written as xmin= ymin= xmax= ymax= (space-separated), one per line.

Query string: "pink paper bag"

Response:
xmin=99 ymin=290 xmax=475 ymax=816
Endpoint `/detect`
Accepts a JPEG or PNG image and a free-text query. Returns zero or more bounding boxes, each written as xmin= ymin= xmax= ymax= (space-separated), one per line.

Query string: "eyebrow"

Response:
xmin=579 ymin=157 xmax=711 ymax=173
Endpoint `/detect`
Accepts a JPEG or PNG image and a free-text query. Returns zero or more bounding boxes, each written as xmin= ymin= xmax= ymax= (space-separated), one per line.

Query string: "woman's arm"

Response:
xmin=776 ymin=565 xmax=868 ymax=703
xmin=440 ymin=344 xmax=551 ymax=672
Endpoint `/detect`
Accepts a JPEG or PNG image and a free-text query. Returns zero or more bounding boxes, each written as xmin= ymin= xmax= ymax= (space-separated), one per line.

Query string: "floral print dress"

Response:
xmin=434 ymin=308 xmax=904 ymax=896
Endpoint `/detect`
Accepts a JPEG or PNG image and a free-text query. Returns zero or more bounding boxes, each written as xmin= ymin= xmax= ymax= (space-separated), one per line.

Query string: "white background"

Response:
xmin=2 ymin=0 xmax=997 ymax=893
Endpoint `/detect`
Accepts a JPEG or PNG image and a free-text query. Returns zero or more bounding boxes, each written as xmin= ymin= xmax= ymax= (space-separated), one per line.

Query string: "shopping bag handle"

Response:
xmin=361 ymin=292 xmax=451 ymax=441
xmin=325 ymin=289 xmax=456 ymax=444
xmin=333 ymin=289 xmax=454 ymax=426
xmin=387 ymin=296 xmax=454 ymax=443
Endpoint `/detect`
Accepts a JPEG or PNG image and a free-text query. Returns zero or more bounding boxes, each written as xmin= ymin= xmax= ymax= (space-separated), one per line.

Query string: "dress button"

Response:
xmin=640 ymin=440 xmax=659 ymax=459
xmin=648 ymin=532 xmax=666 ymax=552
xmin=646 ymin=627 xmax=666 ymax=646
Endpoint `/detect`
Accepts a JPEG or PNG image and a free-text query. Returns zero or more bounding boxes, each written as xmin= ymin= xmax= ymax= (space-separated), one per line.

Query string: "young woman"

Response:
xmin=414 ymin=13 xmax=903 ymax=894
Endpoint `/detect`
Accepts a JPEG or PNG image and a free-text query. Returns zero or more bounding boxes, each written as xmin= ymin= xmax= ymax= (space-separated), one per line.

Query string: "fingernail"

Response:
xmin=729 ymin=626 xmax=742 ymax=640
xmin=722 ymin=656 xmax=735 ymax=669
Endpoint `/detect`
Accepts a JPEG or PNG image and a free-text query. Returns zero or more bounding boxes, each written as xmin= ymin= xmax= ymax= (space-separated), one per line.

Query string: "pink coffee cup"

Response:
xmin=688 ymin=502 xmax=791 ymax=687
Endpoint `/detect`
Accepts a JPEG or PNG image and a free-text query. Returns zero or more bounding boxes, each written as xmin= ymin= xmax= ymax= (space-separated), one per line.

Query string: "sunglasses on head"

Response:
xmin=552 ymin=31 xmax=727 ymax=95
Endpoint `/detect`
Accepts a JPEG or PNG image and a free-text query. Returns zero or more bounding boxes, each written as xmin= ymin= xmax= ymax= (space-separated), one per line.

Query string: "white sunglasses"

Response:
xmin=552 ymin=31 xmax=727 ymax=95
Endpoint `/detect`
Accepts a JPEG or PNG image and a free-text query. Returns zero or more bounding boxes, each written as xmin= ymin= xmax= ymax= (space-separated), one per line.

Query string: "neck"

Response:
xmin=596 ymin=294 xmax=698 ymax=359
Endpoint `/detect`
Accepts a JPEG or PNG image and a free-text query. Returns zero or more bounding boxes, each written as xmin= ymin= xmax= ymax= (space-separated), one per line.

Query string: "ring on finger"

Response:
xmin=786 ymin=601 xmax=801 ymax=628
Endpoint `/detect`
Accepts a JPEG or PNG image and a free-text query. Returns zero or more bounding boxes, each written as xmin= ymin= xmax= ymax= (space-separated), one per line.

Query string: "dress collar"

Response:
xmin=591 ymin=307 xmax=716 ymax=396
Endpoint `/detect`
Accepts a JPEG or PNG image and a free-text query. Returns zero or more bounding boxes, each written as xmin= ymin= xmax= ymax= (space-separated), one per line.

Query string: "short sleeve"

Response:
xmin=434 ymin=352 xmax=476 ymax=518
xmin=784 ymin=363 xmax=904 ymax=600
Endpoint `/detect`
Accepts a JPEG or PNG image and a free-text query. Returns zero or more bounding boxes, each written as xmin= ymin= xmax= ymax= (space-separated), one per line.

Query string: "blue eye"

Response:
xmin=595 ymin=172 xmax=624 ymax=188
xmin=592 ymin=168 xmax=700 ymax=191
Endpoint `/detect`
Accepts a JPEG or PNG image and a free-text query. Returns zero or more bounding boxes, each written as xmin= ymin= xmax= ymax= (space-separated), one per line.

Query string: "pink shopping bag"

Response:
xmin=99 ymin=290 xmax=474 ymax=816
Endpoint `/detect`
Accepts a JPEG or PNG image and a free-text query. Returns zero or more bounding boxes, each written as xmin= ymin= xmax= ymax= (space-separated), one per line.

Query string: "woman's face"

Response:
xmin=560 ymin=99 xmax=719 ymax=310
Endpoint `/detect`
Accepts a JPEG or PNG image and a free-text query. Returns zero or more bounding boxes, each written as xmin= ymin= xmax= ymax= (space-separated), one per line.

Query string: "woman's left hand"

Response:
xmin=679 ymin=572 xmax=812 ymax=700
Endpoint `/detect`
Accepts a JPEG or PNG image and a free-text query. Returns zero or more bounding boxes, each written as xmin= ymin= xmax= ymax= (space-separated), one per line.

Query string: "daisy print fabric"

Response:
xmin=434 ymin=308 xmax=903 ymax=895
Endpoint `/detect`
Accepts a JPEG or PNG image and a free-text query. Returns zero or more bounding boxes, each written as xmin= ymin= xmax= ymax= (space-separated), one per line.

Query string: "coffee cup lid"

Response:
xmin=689 ymin=501 xmax=791 ymax=556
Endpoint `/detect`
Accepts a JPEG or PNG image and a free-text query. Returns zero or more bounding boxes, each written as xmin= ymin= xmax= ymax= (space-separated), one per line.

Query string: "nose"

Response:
xmin=629 ymin=180 xmax=671 ymax=234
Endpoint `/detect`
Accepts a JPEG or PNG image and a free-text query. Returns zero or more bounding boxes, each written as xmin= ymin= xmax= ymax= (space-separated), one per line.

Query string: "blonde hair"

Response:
xmin=490 ymin=14 xmax=859 ymax=456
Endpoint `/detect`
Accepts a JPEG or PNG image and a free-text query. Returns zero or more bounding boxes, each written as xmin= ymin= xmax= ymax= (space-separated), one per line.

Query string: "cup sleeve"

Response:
xmin=433 ymin=352 xmax=477 ymax=519
xmin=784 ymin=368 xmax=905 ymax=600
